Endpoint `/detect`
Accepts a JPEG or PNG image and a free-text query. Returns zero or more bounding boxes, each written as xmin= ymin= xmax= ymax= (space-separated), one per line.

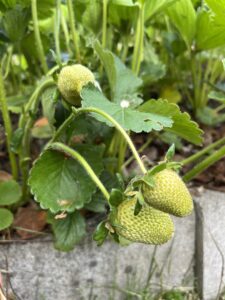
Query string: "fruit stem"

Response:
xmin=0 ymin=66 xmax=18 ymax=180
xmin=67 ymin=0 xmax=81 ymax=62
xmin=50 ymin=107 xmax=148 ymax=175
xmin=73 ymin=107 xmax=148 ymax=174
xmin=181 ymin=136 xmax=225 ymax=166
xmin=183 ymin=144 xmax=225 ymax=182
xmin=31 ymin=0 xmax=48 ymax=73
xmin=19 ymin=78 xmax=55 ymax=201
xmin=49 ymin=142 xmax=110 ymax=201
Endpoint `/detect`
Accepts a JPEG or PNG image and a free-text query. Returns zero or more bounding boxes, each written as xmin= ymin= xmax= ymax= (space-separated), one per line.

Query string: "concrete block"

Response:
xmin=195 ymin=189 xmax=225 ymax=300
xmin=0 ymin=214 xmax=195 ymax=300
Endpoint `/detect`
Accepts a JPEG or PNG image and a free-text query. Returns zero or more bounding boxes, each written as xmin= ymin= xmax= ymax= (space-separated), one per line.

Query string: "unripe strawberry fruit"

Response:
xmin=142 ymin=169 xmax=193 ymax=217
xmin=115 ymin=198 xmax=174 ymax=244
xmin=57 ymin=64 xmax=95 ymax=105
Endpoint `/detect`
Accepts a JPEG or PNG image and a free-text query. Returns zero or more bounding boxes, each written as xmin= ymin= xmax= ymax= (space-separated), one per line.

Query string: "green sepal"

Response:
xmin=109 ymin=188 xmax=124 ymax=208
xmin=165 ymin=143 xmax=175 ymax=162
xmin=134 ymin=192 xmax=145 ymax=216
xmin=116 ymin=173 xmax=125 ymax=191
xmin=118 ymin=235 xmax=132 ymax=246
xmin=93 ymin=220 xmax=109 ymax=246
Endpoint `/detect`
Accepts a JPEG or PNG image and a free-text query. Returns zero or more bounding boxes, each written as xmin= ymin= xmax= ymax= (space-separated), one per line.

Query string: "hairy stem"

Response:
xmin=67 ymin=0 xmax=80 ymax=62
xmin=183 ymin=144 xmax=225 ymax=182
xmin=102 ymin=0 xmax=108 ymax=49
xmin=54 ymin=0 xmax=62 ymax=65
xmin=0 ymin=67 xmax=18 ymax=179
xmin=49 ymin=142 xmax=110 ymax=201
xmin=132 ymin=3 xmax=145 ymax=75
xmin=19 ymin=78 xmax=55 ymax=200
xmin=182 ymin=136 xmax=225 ymax=166
xmin=31 ymin=0 xmax=48 ymax=73
xmin=73 ymin=107 xmax=147 ymax=174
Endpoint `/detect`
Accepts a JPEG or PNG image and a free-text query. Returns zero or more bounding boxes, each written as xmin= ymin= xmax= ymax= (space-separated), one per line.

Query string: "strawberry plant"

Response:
xmin=0 ymin=0 xmax=225 ymax=252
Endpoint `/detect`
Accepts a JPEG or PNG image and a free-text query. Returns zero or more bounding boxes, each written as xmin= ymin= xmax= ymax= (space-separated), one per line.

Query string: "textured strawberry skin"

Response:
xmin=115 ymin=198 xmax=174 ymax=245
xmin=58 ymin=64 xmax=95 ymax=105
xmin=142 ymin=169 xmax=193 ymax=217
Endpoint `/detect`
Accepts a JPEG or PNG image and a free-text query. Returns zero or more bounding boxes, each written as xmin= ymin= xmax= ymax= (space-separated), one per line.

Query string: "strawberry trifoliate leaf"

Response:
xmin=29 ymin=144 xmax=104 ymax=213
xmin=139 ymin=99 xmax=203 ymax=145
xmin=0 ymin=208 xmax=13 ymax=230
xmin=48 ymin=211 xmax=86 ymax=251
xmin=94 ymin=40 xmax=142 ymax=106
xmin=81 ymin=85 xmax=173 ymax=133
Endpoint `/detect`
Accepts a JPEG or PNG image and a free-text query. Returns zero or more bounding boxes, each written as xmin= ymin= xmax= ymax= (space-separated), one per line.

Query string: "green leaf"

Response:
xmin=29 ymin=145 xmax=104 ymax=213
xmin=81 ymin=85 xmax=173 ymax=133
xmin=0 ymin=208 xmax=13 ymax=230
xmin=36 ymin=0 xmax=55 ymax=20
xmin=48 ymin=211 xmax=86 ymax=251
xmin=139 ymin=99 xmax=203 ymax=145
xmin=93 ymin=220 xmax=109 ymax=246
xmin=141 ymin=41 xmax=166 ymax=84
xmin=111 ymin=0 xmax=136 ymax=6
xmin=41 ymin=86 xmax=57 ymax=128
xmin=2 ymin=5 xmax=30 ymax=42
xmin=167 ymin=0 xmax=196 ymax=47
xmin=85 ymin=171 xmax=120 ymax=213
xmin=0 ymin=180 xmax=21 ymax=205
xmin=0 ymin=0 xmax=17 ymax=12
xmin=196 ymin=107 xmax=225 ymax=126
xmin=82 ymin=0 xmax=102 ymax=33
xmin=205 ymin=0 xmax=225 ymax=17
xmin=109 ymin=189 xmax=124 ymax=207
xmin=144 ymin=0 xmax=179 ymax=21
xmin=196 ymin=9 xmax=225 ymax=50
xmin=208 ymin=90 xmax=225 ymax=103
xmin=94 ymin=40 xmax=142 ymax=106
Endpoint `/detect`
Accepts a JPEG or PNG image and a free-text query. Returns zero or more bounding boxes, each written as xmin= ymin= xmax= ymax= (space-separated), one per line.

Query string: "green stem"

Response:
xmin=131 ymin=3 xmax=145 ymax=75
xmin=61 ymin=6 xmax=73 ymax=57
xmin=183 ymin=144 xmax=225 ymax=182
xmin=54 ymin=0 xmax=62 ymax=65
xmin=73 ymin=107 xmax=147 ymax=174
xmin=50 ymin=107 xmax=147 ymax=174
xmin=31 ymin=0 xmax=48 ymax=73
xmin=48 ymin=112 xmax=74 ymax=145
xmin=181 ymin=136 xmax=225 ymax=166
xmin=0 ymin=67 xmax=18 ymax=179
xmin=117 ymin=136 xmax=127 ymax=172
xmin=49 ymin=142 xmax=110 ymax=201
xmin=123 ymin=137 xmax=152 ymax=169
xmin=67 ymin=0 xmax=80 ymax=62
xmin=102 ymin=0 xmax=108 ymax=49
xmin=215 ymin=104 xmax=225 ymax=113
xmin=121 ymin=36 xmax=129 ymax=63
xmin=19 ymin=78 xmax=55 ymax=200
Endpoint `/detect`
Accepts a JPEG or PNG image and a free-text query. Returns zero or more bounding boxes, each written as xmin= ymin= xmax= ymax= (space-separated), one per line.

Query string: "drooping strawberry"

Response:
xmin=57 ymin=64 xmax=95 ymax=106
xmin=114 ymin=198 xmax=174 ymax=245
xmin=142 ymin=169 xmax=193 ymax=217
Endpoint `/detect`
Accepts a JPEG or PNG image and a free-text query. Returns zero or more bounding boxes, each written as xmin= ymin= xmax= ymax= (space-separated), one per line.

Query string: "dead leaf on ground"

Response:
xmin=13 ymin=204 xmax=47 ymax=239
xmin=0 ymin=171 xmax=12 ymax=183
xmin=33 ymin=117 xmax=49 ymax=128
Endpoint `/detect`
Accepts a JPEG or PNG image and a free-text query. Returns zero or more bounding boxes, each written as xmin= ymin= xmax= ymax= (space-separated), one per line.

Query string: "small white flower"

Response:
xmin=94 ymin=80 xmax=102 ymax=92
xmin=120 ymin=100 xmax=130 ymax=108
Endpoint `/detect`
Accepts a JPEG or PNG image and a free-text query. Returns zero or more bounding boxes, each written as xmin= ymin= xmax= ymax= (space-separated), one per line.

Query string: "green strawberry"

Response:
xmin=142 ymin=169 xmax=193 ymax=217
xmin=57 ymin=64 xmax=95 ymax=106
xmin=114 ymin=198 xmax=174 ymax=245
